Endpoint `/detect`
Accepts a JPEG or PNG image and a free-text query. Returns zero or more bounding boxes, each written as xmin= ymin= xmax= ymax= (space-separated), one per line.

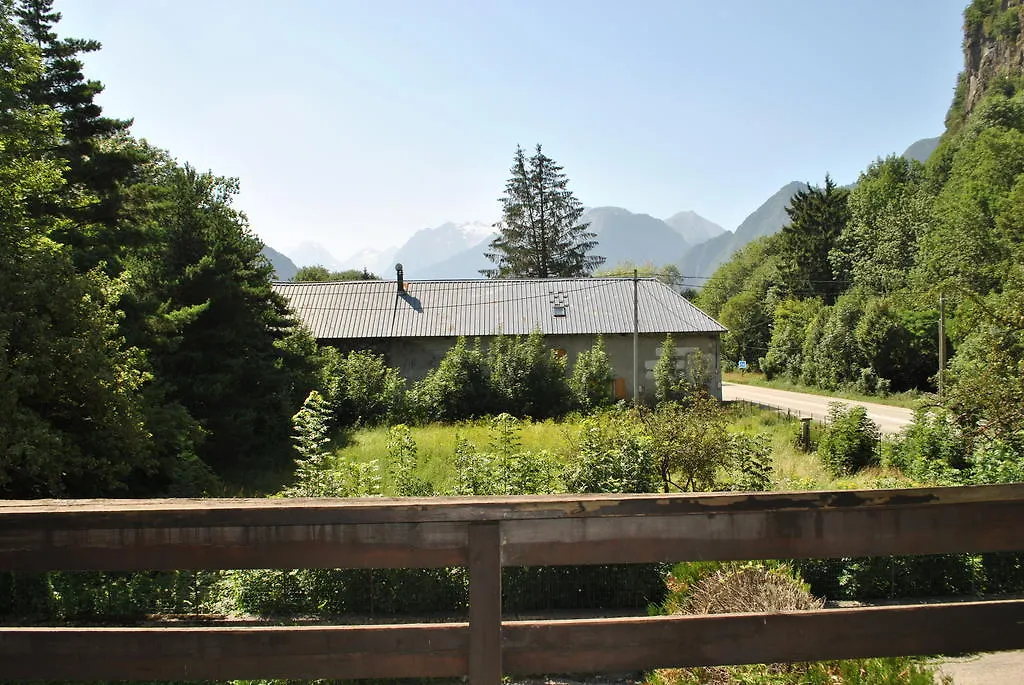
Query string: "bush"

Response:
xmin=884 ymin=408 xmax=968 ymax=484
xmin=487 ymin=331 xmax=571 ymax=419
xmin=564 ymin=407 xmax=659 ymax=494
xmin=322 ymin=348 xmax=405 ymax=428
xmin=451 ymin=414 xmax=562 ymax=496
xmin=647 ymin=398 xmax=734 ymax=492
xmin=818 ymin=403 xmax=881 ymax=476
xmin=653 ymin=334 xmax=709 ymax=403
xmin=409 ymin=337 xmax=491 ymax=422
xmin=569 ymin=335 xmax=614 ymax=410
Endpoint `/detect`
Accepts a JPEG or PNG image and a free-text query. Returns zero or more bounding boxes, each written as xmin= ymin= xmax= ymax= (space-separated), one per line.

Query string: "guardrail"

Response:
xmin=2 ymin=484 xmax=1024 ymax=682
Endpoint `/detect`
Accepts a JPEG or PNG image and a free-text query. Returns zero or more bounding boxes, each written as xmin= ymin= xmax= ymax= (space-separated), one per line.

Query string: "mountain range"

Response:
xmin=261 ymin=136 xmax=939 ymax=283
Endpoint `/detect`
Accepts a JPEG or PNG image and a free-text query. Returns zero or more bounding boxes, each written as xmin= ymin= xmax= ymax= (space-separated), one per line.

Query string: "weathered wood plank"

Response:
xmin=0 ymin=624 xmax=468 ymax=680
xmin=501 ymin=500 xmax=1024 ymax=564
xmin=2 ymin=484 xmax=1022 ymax=527
xmin=502 ymin=600 xmax=1024 ymax=674
xmin=0 ymin=521 xmax=469 ymax=571
xmin=469 ymin=522 xmax=502 ymax=684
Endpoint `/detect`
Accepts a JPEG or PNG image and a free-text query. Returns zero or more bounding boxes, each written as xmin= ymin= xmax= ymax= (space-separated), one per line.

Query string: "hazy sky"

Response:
xmin=58 ymin=0 xmax=966 ymax=261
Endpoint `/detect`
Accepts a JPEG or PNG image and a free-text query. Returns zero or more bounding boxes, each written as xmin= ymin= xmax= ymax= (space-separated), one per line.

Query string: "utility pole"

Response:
xmin=633 ymin=269 xmax=639 ymax=405
xmin=938 ymin=291 xmax=946 ymax=397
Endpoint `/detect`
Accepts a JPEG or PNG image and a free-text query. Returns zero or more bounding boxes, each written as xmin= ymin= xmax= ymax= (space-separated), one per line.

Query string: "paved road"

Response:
xmin=933 ymin=651 xmax=1024 ymax=684
xmin=722 ymin=382 xmax=914 ymax=435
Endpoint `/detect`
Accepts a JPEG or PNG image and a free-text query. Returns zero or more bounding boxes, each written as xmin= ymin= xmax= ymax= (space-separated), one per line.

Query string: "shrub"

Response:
xmin=386 ymin=424 xmax=434 ymax=496
xmin=409 ymin=337 xmax=491 ymax=422
xmin=818 ymin=403 xmax=881 ymax=476
xmin=653 ymin=334 xmax=709 ymax=403
xmin=725 ymin=432 xmax=773 ymax=491
xmin=487 ymin=331 xmax=571 ymax=419
xmin=564 ymin=407 xmax=659 ymax=494
xmin=322 ymin=348 xmax=405 ymax=428
xmin=647 ymin=398 xmax=734 ymax=492
xmin=451 ymin=415 xmax=562 ymax=496
xmin=569 ymin=335 xmax=614 ymax=410
xmin=884 ymin=407 xmax=967 ymax=484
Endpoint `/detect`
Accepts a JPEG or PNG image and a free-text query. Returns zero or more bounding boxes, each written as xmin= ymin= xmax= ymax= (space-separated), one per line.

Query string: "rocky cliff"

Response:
xmin=957 ymin=1 xmax=1024 ymax=120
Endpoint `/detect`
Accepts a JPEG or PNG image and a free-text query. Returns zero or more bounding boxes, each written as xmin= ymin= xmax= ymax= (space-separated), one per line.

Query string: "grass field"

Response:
xmin=334 ymin=404 xmax=901 ymax=494
xmin=724 ymin=370 xmax=925 ymax=410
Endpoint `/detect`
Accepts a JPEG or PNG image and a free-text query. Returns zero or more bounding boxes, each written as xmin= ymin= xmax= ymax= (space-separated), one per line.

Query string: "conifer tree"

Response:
xmin=483 ymin=144 xmax=604 ymax=278
xmin=15 ymin=0 xmax=141 ymax=270
xmin=772 ymin=174 xmax=850 ymax=304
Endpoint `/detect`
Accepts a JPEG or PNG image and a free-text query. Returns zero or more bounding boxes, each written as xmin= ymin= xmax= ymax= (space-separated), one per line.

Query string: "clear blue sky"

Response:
xmin=58 ymin=0 xmax=967 ymax=261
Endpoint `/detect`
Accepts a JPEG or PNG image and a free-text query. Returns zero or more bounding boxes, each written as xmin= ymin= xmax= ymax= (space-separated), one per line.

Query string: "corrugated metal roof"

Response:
xmin=273 ymin=278 xmax=727 ymax=340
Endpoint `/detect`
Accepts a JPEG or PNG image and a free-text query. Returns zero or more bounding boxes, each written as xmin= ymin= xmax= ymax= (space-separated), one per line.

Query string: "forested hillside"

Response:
xmin=0 ymin=1 xmax=317 ymax=497
xmin=699 ymin=0 xmax=1024 ymax=476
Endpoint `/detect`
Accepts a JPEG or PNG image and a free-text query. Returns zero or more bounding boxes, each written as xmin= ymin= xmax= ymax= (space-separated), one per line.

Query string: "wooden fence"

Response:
xmin=2 ymin=484 xmax=1024 ymax=682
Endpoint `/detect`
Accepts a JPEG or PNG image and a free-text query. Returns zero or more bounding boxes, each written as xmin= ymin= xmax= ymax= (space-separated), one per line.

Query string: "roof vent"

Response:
xmin=395 ymin=263 xmax=405 ymax=293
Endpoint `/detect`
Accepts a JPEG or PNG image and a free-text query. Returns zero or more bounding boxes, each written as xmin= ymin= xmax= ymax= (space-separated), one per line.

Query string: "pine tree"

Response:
xmin=15 ymin=0 xmax=141 ymax=271
xmin=772 ymin=174 xmax=850 ymax=304
xmin=483 ymin=144 xmax=604 ymax=278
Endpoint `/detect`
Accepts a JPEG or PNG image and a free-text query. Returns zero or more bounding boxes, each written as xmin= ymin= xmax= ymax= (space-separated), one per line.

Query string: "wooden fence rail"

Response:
xmin=2 ymin=484 xmax=1024 ymax=682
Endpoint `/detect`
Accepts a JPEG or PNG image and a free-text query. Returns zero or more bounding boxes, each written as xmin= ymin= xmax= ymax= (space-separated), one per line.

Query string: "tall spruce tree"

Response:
xmin=15 ymin=0 xmax=141 ymax=271
xmin=483 ymin=144 xmax=604 ymax=278
xmin=772 ymin=174 xmax=850 ymax=304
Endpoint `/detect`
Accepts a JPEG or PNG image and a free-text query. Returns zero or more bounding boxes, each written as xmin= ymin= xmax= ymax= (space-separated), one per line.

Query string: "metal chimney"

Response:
xmin=395 ymin=263 xmax=405 ymax=293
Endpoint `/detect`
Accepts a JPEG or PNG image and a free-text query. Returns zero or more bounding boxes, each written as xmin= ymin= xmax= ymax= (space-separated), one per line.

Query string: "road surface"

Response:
xmin=722 ymin=382 xmax=914 ymax=435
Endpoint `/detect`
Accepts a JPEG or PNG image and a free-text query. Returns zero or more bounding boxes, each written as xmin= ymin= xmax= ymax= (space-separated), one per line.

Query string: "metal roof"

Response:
xmin=272 ymin=278 xmax=727 ymax=340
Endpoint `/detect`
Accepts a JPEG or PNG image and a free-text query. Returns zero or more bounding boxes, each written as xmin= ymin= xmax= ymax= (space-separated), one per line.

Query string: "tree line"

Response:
xmin=698 ymin=15 xmax=1024 ymax=473
xmin=0 ymin=0 xmax=317 ymax=497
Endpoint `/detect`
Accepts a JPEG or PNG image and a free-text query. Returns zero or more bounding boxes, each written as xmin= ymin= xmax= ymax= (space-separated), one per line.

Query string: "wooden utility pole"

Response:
xmin=633 ymin=269 xmax=639 ymax=405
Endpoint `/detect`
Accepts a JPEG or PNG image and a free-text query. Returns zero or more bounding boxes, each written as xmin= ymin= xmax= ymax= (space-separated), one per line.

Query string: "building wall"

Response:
xmin=327 ymin=332 xmax=722 ymax=402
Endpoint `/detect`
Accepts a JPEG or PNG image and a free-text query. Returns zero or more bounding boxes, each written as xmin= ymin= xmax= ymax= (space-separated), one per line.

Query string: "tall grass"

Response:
xmin=335 ymin=404 xmax=907 ymax=494
xmin=337 ymin=418 xmax=581 ymax=494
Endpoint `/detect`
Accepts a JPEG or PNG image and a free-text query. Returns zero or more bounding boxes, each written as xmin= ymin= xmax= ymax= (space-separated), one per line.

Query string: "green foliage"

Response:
xmin=695 ymin=236 xmax=777 ymax=317
xmin=818 ymin=403 xmax=881 ymax=477
xmin=569 ymin=335 xmax=614 ymax=410
xmin=835 ymin=156 xmax=931 ymax=295
xmin=725 ymin=432 xmax=773 ymax=491
xmin=409 ymin=337 xmax=491 ymax=422
xmin=771 ymin=174 xmax=850 ymax=304
xmin=451 ymin=414 xmax=561 ymax=496
xmin=647 ymin=398 xmax=734 ymax=492
xmin=322 ymin=347 xmax=406 ymax=428
xmin=292 ymin=264 xmax=379 ymax=281
xmin=761 ymin=298 xmax=823 ymax=381
xmin=563 ymin=407 xmax=660 ymax=494
xmin=129 ymin=166 xmax=314 ymax=478
xmin=410 ymin=333 xmax=572 ymax=422
xmin=483 ymin=143 xmax=604 ymax=277
xmin=386 ymin=424 xmax=433 ymax=496
xmin=653 ymin=334 xmax=709 ymax=403
xmin=486 ymin=330 xmax=571 ymax=418
xmin=0 ymin=10 xmax=155 ymax=497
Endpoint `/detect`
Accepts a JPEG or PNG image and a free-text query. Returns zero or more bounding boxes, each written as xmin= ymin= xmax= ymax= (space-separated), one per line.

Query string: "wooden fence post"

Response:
xmin=469 ymin=521 xmax=502 ymax=684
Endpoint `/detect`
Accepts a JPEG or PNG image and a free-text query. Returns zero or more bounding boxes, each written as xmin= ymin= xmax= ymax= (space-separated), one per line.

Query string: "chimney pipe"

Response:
xmin=395 ymin=263 xmax=405 ymax=293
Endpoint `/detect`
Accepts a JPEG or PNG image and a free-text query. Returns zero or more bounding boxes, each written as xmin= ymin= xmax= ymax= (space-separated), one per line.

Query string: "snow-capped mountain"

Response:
xmin=391 ymin=221 xmax=496 ymax=278
xmin=286 ymin=241 xmax=347 ymax=271
xmin=337 ymin=245 xmax=399 ymax=278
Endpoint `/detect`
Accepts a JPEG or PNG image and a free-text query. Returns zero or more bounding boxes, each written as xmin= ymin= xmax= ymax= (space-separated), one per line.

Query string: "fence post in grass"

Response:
xmin=469 ymin=521 xmax=502 ymax=683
